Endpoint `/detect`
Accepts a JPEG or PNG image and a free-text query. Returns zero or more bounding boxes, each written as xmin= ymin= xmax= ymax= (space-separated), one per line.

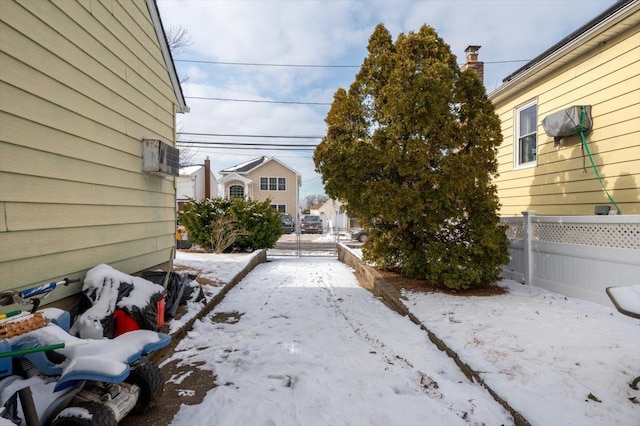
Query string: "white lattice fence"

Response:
xmin=501 ymin=217 xmax=525 ymax=283
xmin=500 ymin=213 xmax=640 ymax=306
xmin=533 ymin=221 xmax=639 ymax=249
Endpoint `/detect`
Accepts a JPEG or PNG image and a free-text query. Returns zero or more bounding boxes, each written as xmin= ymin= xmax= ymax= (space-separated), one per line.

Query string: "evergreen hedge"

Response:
xmin=314 ymin=24 xmax=508 ymax=289
xmin=178 ymin=197 xmax=281 ymax=252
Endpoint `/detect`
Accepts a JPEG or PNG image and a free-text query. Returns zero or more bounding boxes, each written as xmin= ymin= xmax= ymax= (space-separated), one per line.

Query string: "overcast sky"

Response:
xmin=156 ymin=0 xmax=617 ymax=199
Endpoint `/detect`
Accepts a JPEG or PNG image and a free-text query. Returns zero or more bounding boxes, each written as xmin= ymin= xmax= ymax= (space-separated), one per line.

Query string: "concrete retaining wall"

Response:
xmin=337 ymin=244 xmax=530 ymax=426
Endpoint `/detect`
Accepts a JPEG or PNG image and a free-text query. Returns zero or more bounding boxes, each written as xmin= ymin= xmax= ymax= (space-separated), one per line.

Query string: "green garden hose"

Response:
xmin=579 ymin=105 xmax=621 ymax=213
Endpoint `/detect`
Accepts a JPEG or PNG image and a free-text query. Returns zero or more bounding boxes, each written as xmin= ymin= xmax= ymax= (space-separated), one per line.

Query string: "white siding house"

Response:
xmin=177 ymin=157 xmax=217 ymax=210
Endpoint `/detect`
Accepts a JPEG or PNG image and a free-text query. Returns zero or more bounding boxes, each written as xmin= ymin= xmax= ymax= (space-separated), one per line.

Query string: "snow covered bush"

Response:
xmin=178 ymin=197 xmax=281 ymax=252
xmin=228 ymin=198 xmax=281 ymax=251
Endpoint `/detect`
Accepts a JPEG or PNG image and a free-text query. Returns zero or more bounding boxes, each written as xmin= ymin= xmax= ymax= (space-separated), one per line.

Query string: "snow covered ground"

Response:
xmin=405 ymin=282 xmax=640 ymax=426
xmin=168 ymin=250 xmax=263 ymax=334
xmin=168 ymin=249 xmax=640 ymax=426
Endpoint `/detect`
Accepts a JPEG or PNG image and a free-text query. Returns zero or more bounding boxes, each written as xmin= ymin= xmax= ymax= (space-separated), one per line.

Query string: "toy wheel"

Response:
xmin=124 ymin=358 xmax=163 ymax=414
xmin=51 ymin=401 xmax=117 ymax=426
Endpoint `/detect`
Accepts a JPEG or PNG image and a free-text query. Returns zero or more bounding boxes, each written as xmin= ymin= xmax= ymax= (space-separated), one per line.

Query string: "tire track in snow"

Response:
xmin=169 ymin=258 xmax=512 ymax=426
xmin=312 ymin=268 xmax=446 ymax=401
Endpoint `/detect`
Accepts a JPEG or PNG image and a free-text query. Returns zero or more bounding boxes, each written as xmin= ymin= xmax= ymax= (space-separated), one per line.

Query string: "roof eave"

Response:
xmin=489 ymin=0 xmax=640 ymax=104
xmin=219 ymin=173 xmax=253 ymax=184
xmin=146 ymin=0 xmax=190 ymax=113
xmin=264 ymin=157 xmax=302 ymax=178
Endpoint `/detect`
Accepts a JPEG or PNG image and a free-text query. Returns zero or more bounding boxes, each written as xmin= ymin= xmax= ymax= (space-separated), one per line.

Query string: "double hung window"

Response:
xmin=515 ymin=101 xmax=537 ymax=168
xmin=260 ymin=177 xmax=286 ymax=191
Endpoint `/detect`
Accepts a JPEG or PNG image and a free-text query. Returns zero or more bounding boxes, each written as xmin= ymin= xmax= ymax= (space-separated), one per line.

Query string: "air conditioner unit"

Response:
xmin=542 ymin=105 xmax=592 ymax=145
xmin=141 ymin=139 xmax=179 ymax=176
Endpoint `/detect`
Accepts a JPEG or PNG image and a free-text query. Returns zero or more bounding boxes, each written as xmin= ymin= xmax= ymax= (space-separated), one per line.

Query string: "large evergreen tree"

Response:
xmin=314 ymin=24 xmax=508 ymax=289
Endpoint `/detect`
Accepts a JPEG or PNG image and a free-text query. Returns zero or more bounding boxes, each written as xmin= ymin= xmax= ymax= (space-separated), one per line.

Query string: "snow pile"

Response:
xmin=606 ymin=284 xmax=640 ymax=317
xmin=6 ymin=323 xmax=164 ymax=379
xmin=174 ymin=251 xmax=262 ymax=288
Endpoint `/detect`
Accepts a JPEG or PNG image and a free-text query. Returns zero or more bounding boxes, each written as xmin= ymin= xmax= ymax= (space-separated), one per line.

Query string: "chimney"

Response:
xmin=460 ymin=45 xmax=484 ymax=83
xmin=204 ymin=156 xmax=211 ymax=198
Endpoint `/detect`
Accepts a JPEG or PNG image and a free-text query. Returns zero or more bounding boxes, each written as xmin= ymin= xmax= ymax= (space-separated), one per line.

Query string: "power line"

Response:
xmin=179 ymin=57 xmax=533 ymax=107
xmin=178 ymin=144 xmax=315 ymax=151
xmin=178 ymin=132 xmax=323 ymax=139
xmin=192 ymin=151 xmax=314 ymax=161
xmin=185 ymin=96 xmax=331 ymax=106
xmin=179 ymin=142 xmax=318 ymax=147
xmin=302 ymin=178 xmax=325 ymax=186
xmin=485 ymin=59 xmax=531 ymax=64
xmin=178 ymin=140 xmax=318 ymax=148
xmin=178 ymin=141 xmax=316 ymax=151
xmin=175 ymin=59 xmax=359 ymax=68
xmin=175 ymin=58 xmax=532 ymax=67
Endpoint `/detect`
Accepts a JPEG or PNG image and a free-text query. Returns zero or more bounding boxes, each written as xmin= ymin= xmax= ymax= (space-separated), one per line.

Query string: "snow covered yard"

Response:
xmin=403 ymin=280 xmax=640 ymax=426
xmin=164 ymin=250 xmax=639 ymax=426
xmin=174 ymin=250 xmax=262 ymax=288
xmin=168 ymin=257 xmax=513 ymax=426
xmin=167 ymin=250 xmax=263 ymax=334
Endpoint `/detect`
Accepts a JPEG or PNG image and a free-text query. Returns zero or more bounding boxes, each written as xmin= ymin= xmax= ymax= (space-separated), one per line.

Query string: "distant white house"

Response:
xmin=311 ymin=198 xmax=349 ymax=232
xmin=177 ymin=157 xmax=217 ymax=211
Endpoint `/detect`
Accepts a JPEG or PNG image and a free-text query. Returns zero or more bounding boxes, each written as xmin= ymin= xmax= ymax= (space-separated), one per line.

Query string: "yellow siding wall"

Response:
xmin=493 ymin=24 xmax=640 ymax=216
xmin=0 ymin=0 xmax=179 ymax=297
xmin=248 ymin=161 xmax=299 ymax=215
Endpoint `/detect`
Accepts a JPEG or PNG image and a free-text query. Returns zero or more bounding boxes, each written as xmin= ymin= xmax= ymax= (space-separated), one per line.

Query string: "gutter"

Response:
xmin=146 ymin=0 xmax=190 ymax=113
xmin=489 ymin=0 xmax=639 ymax=103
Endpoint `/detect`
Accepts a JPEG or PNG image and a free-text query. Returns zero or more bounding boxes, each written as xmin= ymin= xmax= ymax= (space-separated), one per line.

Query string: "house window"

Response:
xmin=270 ymin=204 xmax=286 ymax=212
xmin=229 ymin=185 xmax=244 ymax=198
xmin=515 ymin=101 xmax=537 ymax=167
xmin=260 ymin=177 xmax=286 ymax=191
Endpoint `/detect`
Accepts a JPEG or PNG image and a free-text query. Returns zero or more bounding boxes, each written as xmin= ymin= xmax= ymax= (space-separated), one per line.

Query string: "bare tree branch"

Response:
xmin=209 ymin=217 xmax=248 ymax=253
xmin=166 ymin=25 xmax=192 ymax=55
xmin=177 ymin=123 xmax=197 ymax=166
xmin=166 ymin=25 xmax=191 ymax=84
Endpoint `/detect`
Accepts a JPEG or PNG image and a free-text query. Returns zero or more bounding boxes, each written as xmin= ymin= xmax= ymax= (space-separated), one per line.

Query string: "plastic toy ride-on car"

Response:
xmin=0 ymin=276 xmax=171 ymax=426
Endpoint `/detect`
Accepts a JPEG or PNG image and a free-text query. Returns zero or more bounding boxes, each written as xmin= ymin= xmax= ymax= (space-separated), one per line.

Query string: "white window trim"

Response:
xmin=228 ymin=184 xmax=245 ymax=198
xmin=513 ymin=99 xmax=538 ymax=170
xmin=260 ymin=176 xmax=287 ymax=191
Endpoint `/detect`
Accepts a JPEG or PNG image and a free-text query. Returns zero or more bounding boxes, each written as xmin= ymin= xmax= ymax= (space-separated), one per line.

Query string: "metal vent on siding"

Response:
xmin=142 ymin=139 xmax=179 ymax=176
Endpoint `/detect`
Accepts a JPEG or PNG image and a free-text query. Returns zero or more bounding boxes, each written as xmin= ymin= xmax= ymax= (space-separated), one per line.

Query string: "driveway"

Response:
xmin=162 ymin=257 xmax=512 ymax=425
xmin=124 ymin=250 xmax=639 ymax=426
